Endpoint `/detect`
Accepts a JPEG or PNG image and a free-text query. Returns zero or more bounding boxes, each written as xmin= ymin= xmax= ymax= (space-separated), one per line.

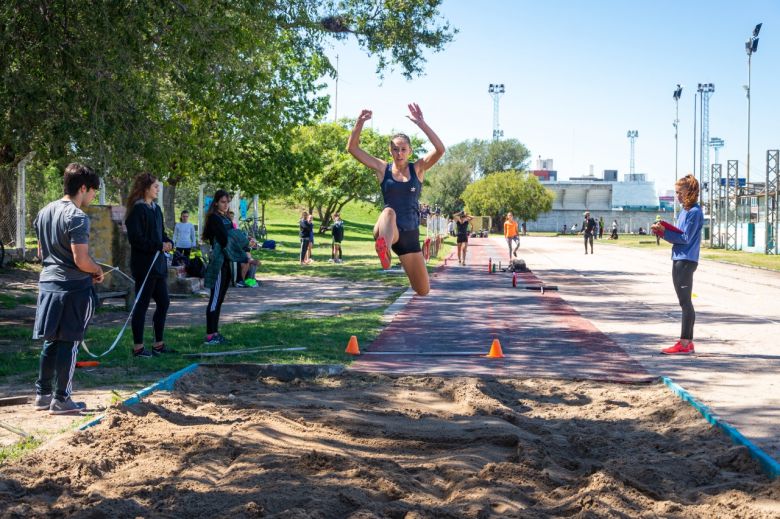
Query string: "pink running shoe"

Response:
xmin=661 ymin=341 xmax=695 ymax=355
xmin=375 ymin=236 xmax=391 ymax=270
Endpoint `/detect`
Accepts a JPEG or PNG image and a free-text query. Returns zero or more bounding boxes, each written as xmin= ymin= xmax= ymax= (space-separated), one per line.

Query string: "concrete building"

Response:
xmin=527 ymin=170 xmax=666 ymax=233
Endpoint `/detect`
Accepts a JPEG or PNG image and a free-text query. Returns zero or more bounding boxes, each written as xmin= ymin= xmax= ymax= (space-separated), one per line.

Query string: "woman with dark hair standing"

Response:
xmin=347 ymin=103 xmax=445 ymax=295
xmin=202 ymin=190 xmax=233 ymax=345
xmin=125 ymin=173 xmax=174 ymax=358
xmin=651 ymin=174 xmax=704 ymax=355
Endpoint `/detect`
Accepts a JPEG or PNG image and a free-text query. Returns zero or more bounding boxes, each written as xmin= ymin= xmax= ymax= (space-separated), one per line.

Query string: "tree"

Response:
xmin=461 ymin=171 xmax=553 ymax=229
xmin=443 ymin=138 xmax=531 ymax=176
xmin=421 ymin=162 xmax=472 ymax=215
xmin=0 ymin=1 xmax=455 ymax=240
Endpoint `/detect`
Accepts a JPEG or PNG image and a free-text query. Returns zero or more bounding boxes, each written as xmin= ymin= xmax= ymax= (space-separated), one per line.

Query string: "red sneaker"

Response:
xmin=661 ymin=341 xmax=695 ymax=355
xmin=375 ymin=236 xmax=391 ymax=270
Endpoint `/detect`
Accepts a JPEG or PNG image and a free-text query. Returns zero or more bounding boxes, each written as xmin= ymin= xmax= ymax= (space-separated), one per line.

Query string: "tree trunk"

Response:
xmin=163 ymin=181 xmax=177 ymax=232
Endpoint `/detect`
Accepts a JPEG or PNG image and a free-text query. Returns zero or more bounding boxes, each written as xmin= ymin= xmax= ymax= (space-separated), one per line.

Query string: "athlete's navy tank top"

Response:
xmin=381 ymin=162 xmax=421 ymax=232
xmin=456 ymin=220 xmax=470 ymax=236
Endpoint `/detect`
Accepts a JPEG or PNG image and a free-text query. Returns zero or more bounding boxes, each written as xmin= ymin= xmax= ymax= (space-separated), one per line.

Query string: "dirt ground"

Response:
xmin=1 ymin=366 xmax=778 ymax=518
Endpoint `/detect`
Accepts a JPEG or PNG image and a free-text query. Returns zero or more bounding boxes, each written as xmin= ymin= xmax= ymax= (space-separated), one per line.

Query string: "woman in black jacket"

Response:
xmin=125 ymin=173 xmax=174 ymax=358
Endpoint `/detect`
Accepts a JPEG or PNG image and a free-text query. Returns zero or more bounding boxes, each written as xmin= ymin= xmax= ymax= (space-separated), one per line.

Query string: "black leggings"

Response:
xmin=584 ymin=233 xmax=594 ymax=252
xmin=206 ymin=262 xmax=231 ymax=334
xmin=672 ymin=260 xmax=698 ymax=340
xmin=131 ymin=275 xmax=170 ymax=344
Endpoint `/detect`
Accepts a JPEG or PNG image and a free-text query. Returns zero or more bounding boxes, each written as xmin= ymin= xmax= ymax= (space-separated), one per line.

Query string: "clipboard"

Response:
xmin=660 ymin=221 xmax=683 ymax=234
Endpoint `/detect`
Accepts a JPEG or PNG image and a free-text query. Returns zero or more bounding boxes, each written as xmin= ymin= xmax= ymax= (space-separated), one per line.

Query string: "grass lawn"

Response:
xmin=0 ymin=292 xmax=36 ymax=310
xmin=0 ymin=308 xmax=386 ymax=388
xmin=253 ymin=200 xmax=453 ymax=285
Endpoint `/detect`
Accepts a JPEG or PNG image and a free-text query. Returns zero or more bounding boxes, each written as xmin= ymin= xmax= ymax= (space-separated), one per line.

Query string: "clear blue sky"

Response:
xmin=320 ymin=0 xmax=779 ymax=194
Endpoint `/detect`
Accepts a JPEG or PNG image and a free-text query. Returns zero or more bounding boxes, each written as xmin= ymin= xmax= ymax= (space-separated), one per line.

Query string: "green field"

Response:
xmin=252 ymin=200 xmax=452 ymax=284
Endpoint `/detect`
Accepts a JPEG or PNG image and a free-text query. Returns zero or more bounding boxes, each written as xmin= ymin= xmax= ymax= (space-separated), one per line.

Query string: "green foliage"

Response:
xmin=422 ymin=161 xmax=472 ymax=215
xmin=443 ymin=139 xmax=531 ymax=175
xmin=0 ymin=0 xmax=456 ymax=225
xmin=289 ymin=121 xmax=427 ymax=227
xmin=289 ymin=122 xmax=384 ymax=226
xmin=461 ymin=171 xmax=553 ymax=227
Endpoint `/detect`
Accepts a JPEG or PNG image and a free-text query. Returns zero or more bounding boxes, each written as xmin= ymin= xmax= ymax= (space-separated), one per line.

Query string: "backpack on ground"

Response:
xmin=508 ymin=259 xmax=528 ymax=272
xmin=186 ymin=256 xmax=206 ymax=278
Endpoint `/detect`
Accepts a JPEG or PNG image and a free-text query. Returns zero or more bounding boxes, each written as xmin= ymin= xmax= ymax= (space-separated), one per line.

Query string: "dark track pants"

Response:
xmin=207 ymin=262 xmax=231 ymax=334
xmin=300 ymin=238 xmax=310 ymax=262
xmin=672 ymin=260 xmax=698 ymax=340
xmin=36 ymin=340 xmax=79 ymax=399
xmin=131 ymin=275 xmax=170 ymax=344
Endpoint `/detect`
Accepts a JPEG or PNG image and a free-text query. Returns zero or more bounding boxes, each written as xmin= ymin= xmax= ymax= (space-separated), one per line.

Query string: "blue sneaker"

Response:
xmin=204 ymin=333 xmax=228 ymax=346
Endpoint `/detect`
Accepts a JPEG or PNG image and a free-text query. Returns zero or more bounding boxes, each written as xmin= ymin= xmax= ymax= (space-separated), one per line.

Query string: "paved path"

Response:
xmin=352 ymin=235 xmax=780 ymax=461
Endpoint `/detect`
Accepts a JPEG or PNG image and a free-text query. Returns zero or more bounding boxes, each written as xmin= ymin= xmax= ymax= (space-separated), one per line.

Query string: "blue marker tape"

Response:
xmin=79 ymin=363 xmax=200 ymax=430
xmin=662 ymin=376 xmax=780 ymax=479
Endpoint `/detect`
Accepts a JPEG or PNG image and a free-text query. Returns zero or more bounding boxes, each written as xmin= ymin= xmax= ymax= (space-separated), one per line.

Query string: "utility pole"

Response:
xmin=673 ymin=85 xmax=683 ymax=219
xmin=334 ymin=54 xmax=339 ymax=122
xmin=745 ymin=23 xmax=761 ymax=187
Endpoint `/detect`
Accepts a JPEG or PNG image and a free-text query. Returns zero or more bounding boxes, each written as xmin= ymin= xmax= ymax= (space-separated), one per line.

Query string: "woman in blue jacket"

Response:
xmin=651 ymin=174 xmax=703 ymax=355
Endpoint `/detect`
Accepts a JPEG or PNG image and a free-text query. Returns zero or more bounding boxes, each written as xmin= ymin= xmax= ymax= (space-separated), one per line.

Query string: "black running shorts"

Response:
xmin=391 ymin=229 xmax=422 ymax=256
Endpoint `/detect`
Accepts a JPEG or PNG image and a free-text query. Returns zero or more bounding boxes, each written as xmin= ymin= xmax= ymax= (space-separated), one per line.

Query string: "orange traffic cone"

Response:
xmin=345 ymin=335 xmax=360 ymax=355
xmin=485 ymin=338 xmax=505 ymax=358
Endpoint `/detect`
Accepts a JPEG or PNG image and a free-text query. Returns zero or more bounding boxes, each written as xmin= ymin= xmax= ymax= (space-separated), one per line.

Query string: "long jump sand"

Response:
xmin=1 ymin=366 xmax=777 ymax=518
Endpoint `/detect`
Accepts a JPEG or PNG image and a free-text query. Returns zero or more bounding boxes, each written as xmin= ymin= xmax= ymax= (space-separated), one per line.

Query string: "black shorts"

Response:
xmin=456 ymin=234 xmax=469 ymax=244
xmin=34 ymin=281 xmax=96 ymax=342
xmin=391 ymin=229 xmax=421 ymax=256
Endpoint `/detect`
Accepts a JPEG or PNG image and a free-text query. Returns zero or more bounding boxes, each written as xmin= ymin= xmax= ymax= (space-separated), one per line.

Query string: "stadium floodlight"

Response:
xmin=745 ymin=22 xmax=761 ymax=186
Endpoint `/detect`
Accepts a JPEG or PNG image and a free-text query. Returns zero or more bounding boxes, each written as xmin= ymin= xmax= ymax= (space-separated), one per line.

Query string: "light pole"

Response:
xmin=626 ymin=130 xmax=639 ymax=175
xmin=488 ymin=83 xmax=505 ymax=141
xmin=745 ymin=23 xmax=761 ymax=187
xmin=673 ymin=84 xmax=683 ymax=218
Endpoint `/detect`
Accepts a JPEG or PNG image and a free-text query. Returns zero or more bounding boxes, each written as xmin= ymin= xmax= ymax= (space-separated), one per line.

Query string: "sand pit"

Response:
xmin=1 ymin=365 xmax=778 ymax=518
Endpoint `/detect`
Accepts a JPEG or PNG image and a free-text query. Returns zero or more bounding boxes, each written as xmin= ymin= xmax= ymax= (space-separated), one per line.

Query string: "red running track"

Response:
xmin=350 ymin=237 xmax=652 ymax=383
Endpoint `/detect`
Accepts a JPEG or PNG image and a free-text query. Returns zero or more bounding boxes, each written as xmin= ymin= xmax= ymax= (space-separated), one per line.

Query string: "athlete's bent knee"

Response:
xmin=413 ymin=282 xmax=430 ymax=296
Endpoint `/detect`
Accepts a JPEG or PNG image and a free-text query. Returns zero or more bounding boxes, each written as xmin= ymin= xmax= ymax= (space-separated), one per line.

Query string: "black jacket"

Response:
xmin=299 ymin=219 xmax=313 ymax=239
xmin=125 ymin=200 xmax=172 ymax=279
xmin=203 ymin=213 xmax=232 ymax=248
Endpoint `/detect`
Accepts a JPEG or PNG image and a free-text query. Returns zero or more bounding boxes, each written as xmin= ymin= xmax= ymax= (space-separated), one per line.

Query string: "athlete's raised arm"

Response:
xmin=347 ymin=109 xmax=386 ymax=182
xmin=407 ymin=103 xmax=445 ymax=180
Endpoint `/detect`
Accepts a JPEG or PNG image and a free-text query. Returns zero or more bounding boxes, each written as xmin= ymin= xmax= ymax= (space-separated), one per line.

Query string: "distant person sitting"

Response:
xmin=610 ymin=220 xmax=619 ymax=239
xmin=638 ymin=227 xmax=647 ymax=235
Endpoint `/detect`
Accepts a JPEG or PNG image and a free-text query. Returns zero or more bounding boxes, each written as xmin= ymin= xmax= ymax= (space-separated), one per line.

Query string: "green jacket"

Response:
xmin=204 ymin=229 xmax=249 ymax=289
